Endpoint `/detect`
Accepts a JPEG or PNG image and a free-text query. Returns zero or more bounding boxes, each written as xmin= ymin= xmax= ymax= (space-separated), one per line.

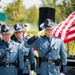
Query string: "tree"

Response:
xmin=26 ymin=6 xmax=39 ymax=25
xmin=4 ymin=0 xmax=26 ymax=25
xmin=3 ymin=0 xmax=39 ymax=26
xmin=58 ymin=0 xmax=75 ymax=20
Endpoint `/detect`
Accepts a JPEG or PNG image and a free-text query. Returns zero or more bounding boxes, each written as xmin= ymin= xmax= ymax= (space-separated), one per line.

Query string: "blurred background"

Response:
xmin=0 ymin=0 xmax=75 ymax=75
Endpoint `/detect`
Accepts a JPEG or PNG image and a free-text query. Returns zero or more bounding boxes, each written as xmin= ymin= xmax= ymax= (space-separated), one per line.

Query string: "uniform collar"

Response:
xmin=43 ymin=35 xmax=56 ymax=46
xmin=51 ymin=36 xmax=56 ymax=46
xmin=44 ymin=35 xmax=52 ymax=39
xmin=17 ymin=39 xmax=23 ymax=43
xmin=4 ymin=40 xmax=11 ymax=48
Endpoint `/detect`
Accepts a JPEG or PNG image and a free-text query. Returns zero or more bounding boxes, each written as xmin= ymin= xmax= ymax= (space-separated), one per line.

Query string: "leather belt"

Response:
xmin=40 ymin=57 xmax=56 ymax=63
xmin=0 ymin=62 xmax=16 ymax=67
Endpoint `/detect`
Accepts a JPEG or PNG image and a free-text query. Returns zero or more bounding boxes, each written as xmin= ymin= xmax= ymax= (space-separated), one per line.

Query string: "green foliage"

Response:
xmin=4 ymin=0 xmax=26 ymax=25
xmin=25 ymin=6 xmax=39 ymax=25
xmin=65 ymin=41 xmax=75 ymax=55
xmin=58 ymin=0 xmax=75 ymax=20
xmin=3 ymin=0 xmax=39 ymax=26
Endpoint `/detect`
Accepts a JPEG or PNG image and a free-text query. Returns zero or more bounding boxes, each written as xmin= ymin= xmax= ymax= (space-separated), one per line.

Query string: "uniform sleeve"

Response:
xmin=27 ymin=36 xmax=38 ymax=45
xmin=25 ymin=36 xmax=38 ymax=48
xmin=60 ymin=40 xmax=67 ymax=73
xmin=29 ymin=48 xmax=35 ymax=70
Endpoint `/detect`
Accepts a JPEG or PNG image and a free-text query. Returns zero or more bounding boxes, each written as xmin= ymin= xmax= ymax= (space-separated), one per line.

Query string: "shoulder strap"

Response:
xmin=44 ymin=36 xmax=56 ymax=57
xmin=44 ymin=45 xmax=52 ymax=58
xmin=0 ymin=47 xmax=13 ymax=61
xmin=44 ymin=37 xmax=52 ymax=57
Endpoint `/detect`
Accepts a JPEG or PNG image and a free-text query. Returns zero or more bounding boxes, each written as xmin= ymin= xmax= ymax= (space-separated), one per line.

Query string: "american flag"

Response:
xmin=53 ymin=11 xmax=75 ymax=43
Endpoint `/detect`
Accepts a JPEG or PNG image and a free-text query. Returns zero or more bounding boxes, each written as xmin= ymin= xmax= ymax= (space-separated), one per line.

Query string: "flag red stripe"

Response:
xmin=53 ymin=11 xmax=75 ymax=43
xmin=53 ymin=11 xmax=75 ymax=37
xmin=61 ymin=12 xmax=75 ymax=40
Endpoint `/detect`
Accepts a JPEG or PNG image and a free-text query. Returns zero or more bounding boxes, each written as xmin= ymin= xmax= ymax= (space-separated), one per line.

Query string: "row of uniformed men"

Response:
xmin=0 ymin=23 xmax=35 ymax=75
xmin=0 ymin=18 xmax=67 ymax=75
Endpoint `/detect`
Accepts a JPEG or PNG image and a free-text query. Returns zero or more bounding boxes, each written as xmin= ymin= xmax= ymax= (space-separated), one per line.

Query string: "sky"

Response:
xmin=0 ymin=0 xmax=42 ymax=11
xmin=0 ymin=0 xmax=63 ymax=12
xmin=23 ymin=0 xmax=42 ymax=8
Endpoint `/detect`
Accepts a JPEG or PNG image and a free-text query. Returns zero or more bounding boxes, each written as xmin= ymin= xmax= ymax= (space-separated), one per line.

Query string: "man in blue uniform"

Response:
xmin=11 ymin=23 xmax=35 ymax=75
xmin=0 ymin=24 xmax=24 ymax=75
xmin=25 ymin=19 xmax=67 ymax=75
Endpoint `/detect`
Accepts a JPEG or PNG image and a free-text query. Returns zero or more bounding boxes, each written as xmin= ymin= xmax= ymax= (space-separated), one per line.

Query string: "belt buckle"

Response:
xmin=6 ymin=62 xmax=9 ymax=67
xmin=48 ymin=57 xmax=52 ymax=63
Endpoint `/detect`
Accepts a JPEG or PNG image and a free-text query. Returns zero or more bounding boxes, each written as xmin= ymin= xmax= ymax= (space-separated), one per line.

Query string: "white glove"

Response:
xmin=30 ymin=70 xmax=34 ymax=75
xmin=36 ymin=29 xmax=45 ymax=37
xmin=60 ymin=73 xmax=65 ymax=75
